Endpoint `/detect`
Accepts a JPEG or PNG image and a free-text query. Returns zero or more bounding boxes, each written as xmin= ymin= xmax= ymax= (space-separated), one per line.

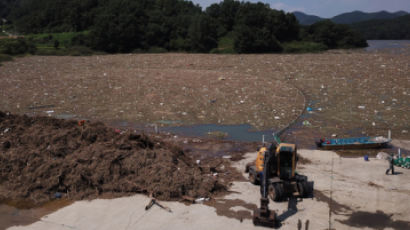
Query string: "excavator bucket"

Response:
xmin=253 ymin=198 xmax=278 ymax=228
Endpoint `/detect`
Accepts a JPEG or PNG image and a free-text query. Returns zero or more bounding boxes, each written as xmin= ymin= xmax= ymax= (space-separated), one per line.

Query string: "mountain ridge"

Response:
xmin=293 ymin=10 xmax=409 ymax=25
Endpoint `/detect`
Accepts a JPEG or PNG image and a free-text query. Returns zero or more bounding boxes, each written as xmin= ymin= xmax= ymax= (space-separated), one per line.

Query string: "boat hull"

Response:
xmin=317 ymin=142 xmax=390 ymax=150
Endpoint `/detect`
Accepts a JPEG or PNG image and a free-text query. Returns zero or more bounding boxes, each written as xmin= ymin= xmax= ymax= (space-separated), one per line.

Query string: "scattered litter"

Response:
xmin=196 ymin=160 xmax=200 ymax=164
xmin=45 ymin=110 xmax=54 ymax=114
xmin=182 ymin=195 xmax=195 ymax=203
xmin=331 ymin=134 xmax=337 ymax=137
xmin=274 ymin=116 xmax=280 ymax=120
xmin=306 ymin=107 xmax=313 ymax=112
xmin=302 ymin=120 xmax=311 ymax=126
xmin=0 ymin=50 xmax=408 ymax=149
xmin=28 ymin=104 xmax=55 ymax=110
xmin=145 ymin=197 xmax=172 ymax=213
xmin=222 ymin=155 xmax=231 ymax=159
xmin=54 ymin=192 xmax=62 ymax=199
xmin=0 ymin=54 xmax=307 ymax=133
xmin=3 ymin=128 xmax=10 ymax=133
xmin=376 ymin=152 xmax=390 ymax=160
xmin=114 ymin=128 xmax=121 ymax=133
xmin=358 ymin=105 xmax=365 ymax=109
xmin=194 ymin=197 xmax=209 ymax=203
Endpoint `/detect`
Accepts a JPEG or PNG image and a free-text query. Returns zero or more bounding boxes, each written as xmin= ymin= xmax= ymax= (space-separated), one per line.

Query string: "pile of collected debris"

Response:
xmin=0 ymin=111 xmax=226 ymax=205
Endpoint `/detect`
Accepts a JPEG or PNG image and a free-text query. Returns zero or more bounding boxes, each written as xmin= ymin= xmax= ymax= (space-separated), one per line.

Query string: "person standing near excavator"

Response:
xmin=385 ymin=153 xmax=395 ymax=175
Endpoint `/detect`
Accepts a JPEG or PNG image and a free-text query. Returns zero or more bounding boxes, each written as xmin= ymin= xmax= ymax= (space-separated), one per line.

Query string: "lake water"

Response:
xmin=162 ymin=124 xmax=276 ymax=142
xmin=366 ymin=40 xmax=410 ymax=52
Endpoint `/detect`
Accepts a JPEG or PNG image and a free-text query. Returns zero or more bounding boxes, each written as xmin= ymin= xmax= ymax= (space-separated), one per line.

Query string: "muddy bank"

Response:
xmin=0 ymin=111 xmax=230 ymax=206
xmin=0 ymin=199 xmax=72 ymax=230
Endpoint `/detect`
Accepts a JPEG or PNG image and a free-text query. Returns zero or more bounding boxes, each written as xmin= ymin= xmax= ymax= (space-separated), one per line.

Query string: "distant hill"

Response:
xmin=293 ymin=10 xmax=408 ymax=25
xmin=293 ymin=11 xmax=323 ymax=25
xmin=331 ymin=10 xmax=408 ymax=24
xmin=350 ymin=14 xmax=410 ymax=39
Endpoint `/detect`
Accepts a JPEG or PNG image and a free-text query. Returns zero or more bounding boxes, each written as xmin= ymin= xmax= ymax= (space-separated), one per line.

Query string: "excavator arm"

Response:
xmin=253 ymin=150 xmax=278 ymax=227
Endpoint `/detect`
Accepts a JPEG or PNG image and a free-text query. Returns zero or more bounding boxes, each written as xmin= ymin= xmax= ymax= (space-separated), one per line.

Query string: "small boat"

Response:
xmin=316 ymin=131 xmax=392 ymax=150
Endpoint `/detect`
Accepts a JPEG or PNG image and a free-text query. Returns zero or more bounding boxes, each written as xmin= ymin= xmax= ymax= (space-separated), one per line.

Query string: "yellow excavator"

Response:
xmin=247 ymin=141 xmax=313 ymax=227
xmin=247 ymin=142 xmax=313 ymax=201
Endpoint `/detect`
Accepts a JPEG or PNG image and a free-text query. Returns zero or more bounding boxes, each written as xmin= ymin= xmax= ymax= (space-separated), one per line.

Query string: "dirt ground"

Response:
xmin=5 ymin=148 xmax=410 ymax=230
xmin=1 ymin=49 xmax=408 ymax=140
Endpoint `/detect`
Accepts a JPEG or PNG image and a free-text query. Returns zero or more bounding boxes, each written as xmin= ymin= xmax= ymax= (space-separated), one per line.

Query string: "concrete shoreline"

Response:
xmin=7 ymin=146 xmax=410 ymax=230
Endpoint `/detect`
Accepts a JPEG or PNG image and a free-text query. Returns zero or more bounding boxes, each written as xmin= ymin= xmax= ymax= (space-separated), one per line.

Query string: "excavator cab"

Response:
xmin=247 ymin=143 xmax=277 ymax=184
xmin=276 ymin=143 xmax=297 ymax=180
xmin=247 ymin=142 xmax=313 ymax=202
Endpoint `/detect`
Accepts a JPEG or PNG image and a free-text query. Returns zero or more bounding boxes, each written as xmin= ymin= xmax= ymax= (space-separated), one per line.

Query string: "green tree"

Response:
xmin=206 ymin=0 xmax=240 ymax=37
xmin=54 ymin=39 xmax=59 ymax=49
xmin=232 ymin=2 xmax=284 ymax=53
xmin=0 ymin=37 xmax=36 ymax=55
xmin=306 ymin=20 xmax=367 ymax=48
xmin=90 ymin=0 xmax=147 ymax=53
xmin=188 ymin=15 xmax=218 ymax=52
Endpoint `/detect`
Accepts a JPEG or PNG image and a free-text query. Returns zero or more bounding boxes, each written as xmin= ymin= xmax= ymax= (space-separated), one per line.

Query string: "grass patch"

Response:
xmin=0 ymin=25 xmax=8 ymax=36
xmin=211 ymin=32 xmax=236 ymax=54
xmin=27 ymin=31 xmax=90 ymax=48
xmin=24 ymin=31 xmax=96 ymax=56
xmin=283 ymin=41 xmax=327 ymax=53
xmin=147 ymin=46 xmax=168 ymax=53
xmin=35 ymin=46 xmax=94 ymax=56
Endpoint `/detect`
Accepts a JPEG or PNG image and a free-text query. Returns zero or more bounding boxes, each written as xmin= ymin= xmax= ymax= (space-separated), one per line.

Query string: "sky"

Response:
xmin=191 ymin=0 xmax=410 ymax=18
